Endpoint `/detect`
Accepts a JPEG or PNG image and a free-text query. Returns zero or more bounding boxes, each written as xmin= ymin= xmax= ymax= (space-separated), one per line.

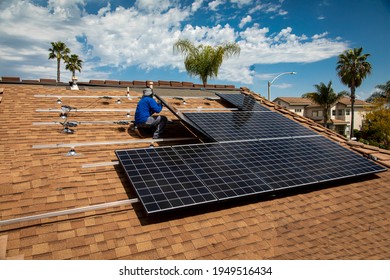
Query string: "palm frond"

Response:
xmin=173 ymin=39 xmax=240 ymax=86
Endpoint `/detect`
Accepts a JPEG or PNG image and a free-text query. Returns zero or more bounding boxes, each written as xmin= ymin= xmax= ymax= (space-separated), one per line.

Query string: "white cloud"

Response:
xmin=239 ymin=15 xmax=252 ymax=29
xmin=191 ymin=0 xmax=204 ymax=12
xmin=0 ymin=0 xmax=348 ymax=85
xmin=135 ymin=0 xmax=172 ymax=13
xmin=312 ymin=32 xmax=329 ymax=40
xmin=278 ymin=9 xmax=288 ymax=16
xmin=248 ymin=1 xmax=288 ymax=17
xmin=209 ymin=0 xmax=224 ymax=11
xmin=272 ymin=82 xmax=293 ymax=89
xmin=230 ymin=0 xmax=253 ymax=6
xmin=209 ymin=0 xmax=253 ymax=11
xmin=47 ymin=0 xmax=84 ymax=19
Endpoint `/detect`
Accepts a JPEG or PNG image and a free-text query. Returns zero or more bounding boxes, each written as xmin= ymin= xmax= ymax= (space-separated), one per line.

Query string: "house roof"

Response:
xmin=338 ymin=97 xmax=370 ymax=106
xmin=274 ymin=97 xmax=314 ymax=106
xmin=0 ymin=79 xmax=389 ymax=260
xmin=274 ymin=96 xmax=370 ymax=107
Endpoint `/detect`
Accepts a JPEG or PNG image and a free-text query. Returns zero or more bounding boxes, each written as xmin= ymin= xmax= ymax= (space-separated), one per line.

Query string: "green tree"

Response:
xmin=65 ymin=54 xmax=83 ymax=79
xmin=361 ymin=108 xmax=390 ymax=149
xmin=48 ymin=41 xmax=70 ymax=82
xmin=173 ymin=39 xmax=240 ymax=86
xmin=302 ymin=81 xmax=348 ymax=127
xmin=336 ymin=47 xmax=372 ymax=138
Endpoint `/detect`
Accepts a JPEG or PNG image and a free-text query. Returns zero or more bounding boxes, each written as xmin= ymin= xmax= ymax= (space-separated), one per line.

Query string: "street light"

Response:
xmin=267 ymin=71 xmax=297 ymax=101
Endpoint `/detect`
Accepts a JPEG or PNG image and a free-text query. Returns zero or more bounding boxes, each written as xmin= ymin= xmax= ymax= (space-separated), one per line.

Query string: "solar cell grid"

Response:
xmin=220 ymin=140 xmax=318 ymax=190
xmin=216 ymin=93 xmax=270 ymax=111
xmin=223 ymin=137 xmax=386 ymax=190
xmin=115 ymin=148 xmax=217 ymax=214
xmin=174 ymin=143 xmax=272 ymax=200
xmin=184 ymin=111 xmax=318 ymax=141
xmin=299 ymin=136 xmax=386 ymax=180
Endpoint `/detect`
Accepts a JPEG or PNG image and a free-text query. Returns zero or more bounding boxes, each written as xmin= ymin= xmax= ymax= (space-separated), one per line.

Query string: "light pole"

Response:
xmin=267 ymin=71 xmax=297 ymax=101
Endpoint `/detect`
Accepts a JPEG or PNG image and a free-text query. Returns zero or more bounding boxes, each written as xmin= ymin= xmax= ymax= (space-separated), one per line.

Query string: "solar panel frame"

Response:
xmin=184 ymin=111 xmax=318 ymax=142
xmin=216 ymin=93 xmax=271 ymax=111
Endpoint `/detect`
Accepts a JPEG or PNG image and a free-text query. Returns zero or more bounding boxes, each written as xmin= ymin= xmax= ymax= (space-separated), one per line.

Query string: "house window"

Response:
xmin=312 ymin=110 xmax=323 ymax=117
xmin=346 ymin=109 xmax=350 ymax=115
xmin=332 ymin=110 xmax=336 ymax=116
xmin=338 ymin=109 xmax=343 ymax=116
xmin=295 ymin=109 xmax=302 ymax=113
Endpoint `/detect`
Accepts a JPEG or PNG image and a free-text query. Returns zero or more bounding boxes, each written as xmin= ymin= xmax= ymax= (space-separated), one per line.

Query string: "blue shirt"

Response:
xmin=134 ymin=96 xmax=163 ymax=125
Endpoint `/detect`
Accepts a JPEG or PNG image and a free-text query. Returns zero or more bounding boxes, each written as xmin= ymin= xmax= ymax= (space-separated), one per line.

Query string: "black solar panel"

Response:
xmin=216 ymin=93 xmax=270 ymax=111
xmin=116 ymin=137 xmax=385 ymax=214
xmin=223 ymin=137 xmax=386 ymax=190
xmin=174 ymin=143 xmax=272 ymax=200
xmin=184 ymin=111 xmax=318 ymax=141
xmin=115 ymin=147 xmax=217 ymax=214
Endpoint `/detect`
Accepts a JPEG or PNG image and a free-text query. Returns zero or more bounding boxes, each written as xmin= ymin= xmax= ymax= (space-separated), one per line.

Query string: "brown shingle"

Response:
xmin=0 ymin=82 xmax=388 ymax=261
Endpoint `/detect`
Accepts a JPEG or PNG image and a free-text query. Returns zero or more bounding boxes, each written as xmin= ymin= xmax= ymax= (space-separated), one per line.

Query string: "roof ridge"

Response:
xmin=0 ymin=76 xmax=239 ymax=90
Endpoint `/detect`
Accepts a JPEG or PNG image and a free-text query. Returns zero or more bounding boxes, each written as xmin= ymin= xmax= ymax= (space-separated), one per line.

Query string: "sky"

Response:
xmin=0 ymin=0 xmax=389 ymax=100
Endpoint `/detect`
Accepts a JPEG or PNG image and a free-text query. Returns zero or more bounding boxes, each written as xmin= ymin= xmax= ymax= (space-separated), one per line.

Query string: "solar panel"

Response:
xmin=174 ymin=143 xmax=273 ymax=200
xmin=116 ymin=136 xmax=385 ymax=214
xmin=223 ymin=137 xmax=386 ymax=190
xmin=184 ymin=111 xmax=318 ymax=141
xmin=216 ymin=93 xmax=270 ymax=111
xmin=115 ymin=147 xmax=217 ymax=214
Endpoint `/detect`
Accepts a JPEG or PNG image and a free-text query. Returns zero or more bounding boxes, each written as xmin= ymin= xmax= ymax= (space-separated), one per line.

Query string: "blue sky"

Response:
xmin=0 ymin=0 xmax=389 ymax=100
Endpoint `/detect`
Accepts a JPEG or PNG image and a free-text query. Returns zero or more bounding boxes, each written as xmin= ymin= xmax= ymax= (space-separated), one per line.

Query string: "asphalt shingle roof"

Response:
xmin=0 ymin=81 xmax=389 ymax=260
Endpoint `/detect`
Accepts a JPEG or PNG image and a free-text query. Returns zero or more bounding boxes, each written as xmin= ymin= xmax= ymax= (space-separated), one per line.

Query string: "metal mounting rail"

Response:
xmin=32 ymin=120 xmax=132 ymax=126
xmin=32 ymin=137 xmax=196 ymax=149
xmin=82 ymin=161 xmax=119 ymax=168
xmin=36 ymin=108 xmax=170 ymax=113
xmin=180 ymin=108 xmax=239 ymax=111
xmin=0 ymin=199 xmax=139 ymax=227
xmin=34 ymin=94 xmax=139 ymax=99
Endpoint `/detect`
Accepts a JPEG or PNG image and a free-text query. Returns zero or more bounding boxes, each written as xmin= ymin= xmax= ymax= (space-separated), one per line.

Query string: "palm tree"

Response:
xmin=173 ymin=39 xmax=240 ymax=87
xmin=65 ymin=54 xmax=83 ymax=79
xmin=336 ymin=47 xmax=372 ymax=138
xmin=48 ymin=41 xmax=70 ymax=83
xmin=302 ymin=81 xmax=348 ymax=127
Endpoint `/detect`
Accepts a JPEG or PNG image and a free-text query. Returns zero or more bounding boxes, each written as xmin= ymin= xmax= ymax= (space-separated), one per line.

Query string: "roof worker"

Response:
xmin=134 ymin=87 xmax=167 ymax=139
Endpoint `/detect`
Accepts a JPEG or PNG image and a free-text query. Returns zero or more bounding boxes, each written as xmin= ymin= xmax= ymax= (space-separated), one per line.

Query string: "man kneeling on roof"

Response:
xmin=134 ymin=87 xmax=167 ymax=139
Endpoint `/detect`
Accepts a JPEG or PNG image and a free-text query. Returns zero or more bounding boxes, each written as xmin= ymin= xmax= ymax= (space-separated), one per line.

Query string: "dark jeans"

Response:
xmin=137 ymin=115 xmax=167 ymax=138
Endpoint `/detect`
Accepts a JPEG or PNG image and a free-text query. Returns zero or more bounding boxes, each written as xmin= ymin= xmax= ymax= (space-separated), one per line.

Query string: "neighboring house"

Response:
xmin=273 ymin=97 xmax=370 ymax=137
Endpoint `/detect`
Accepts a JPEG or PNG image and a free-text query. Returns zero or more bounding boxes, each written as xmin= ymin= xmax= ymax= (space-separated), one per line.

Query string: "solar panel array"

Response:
xmin=116 ymin=136 xmax=386 ymax=214
xmin=216 ymin=93 xmax=270 ymax=111
xmin=184 ymin=111 xmax=318 ymax=142
xmin=116 ymin=92 xmax=386 ymax=214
